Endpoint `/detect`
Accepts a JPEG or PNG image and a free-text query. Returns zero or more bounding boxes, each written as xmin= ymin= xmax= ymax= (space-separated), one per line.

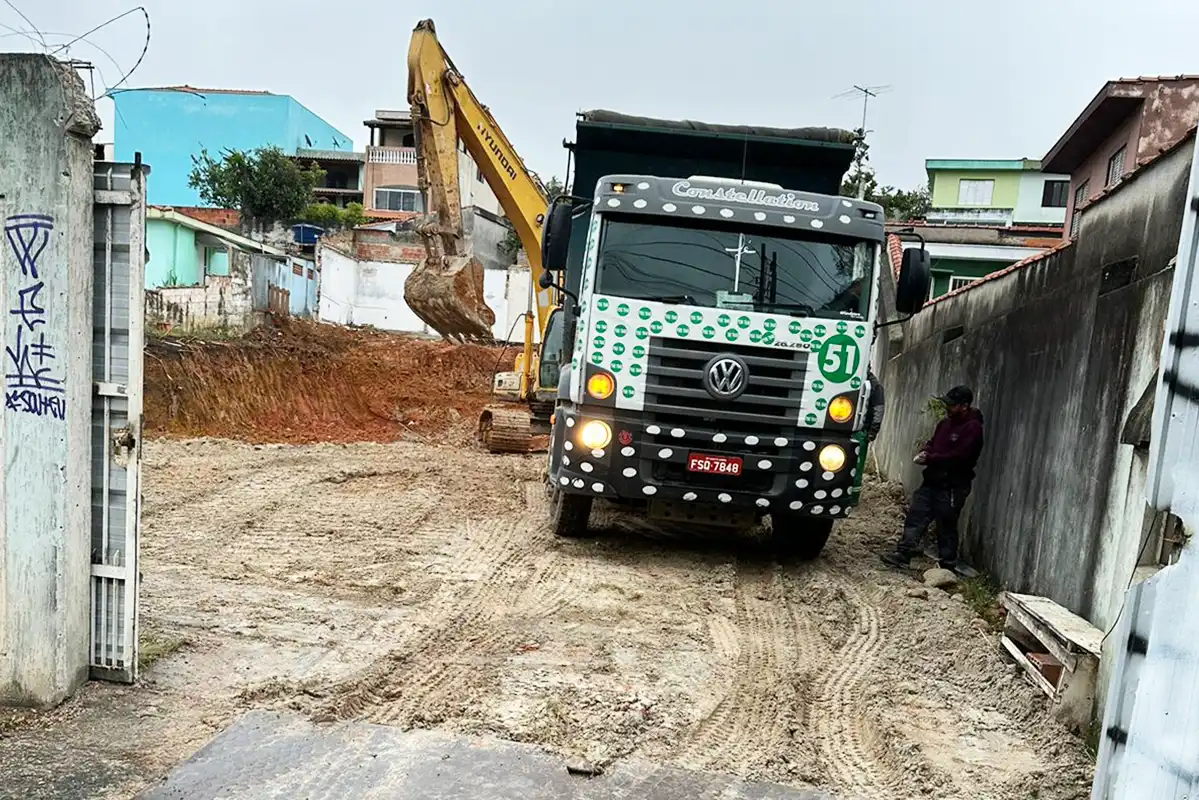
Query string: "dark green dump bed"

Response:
xmin=564 ymin=110 xmax=857 ymax=293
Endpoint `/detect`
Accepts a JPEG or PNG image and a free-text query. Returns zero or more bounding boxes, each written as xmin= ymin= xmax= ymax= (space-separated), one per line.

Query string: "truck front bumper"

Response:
xmin=547 ymin=406 xmax=862 ymax=519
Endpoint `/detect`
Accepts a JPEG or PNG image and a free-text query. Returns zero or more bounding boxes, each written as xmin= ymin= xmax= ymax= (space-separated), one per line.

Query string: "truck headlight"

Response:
xmin=819 ymin=445 xmax=847 ymax=472
xmin=828 ymin=397 xmax=854 ymax=423
xmin=586 ymin=372 xmax=615 ymax=400
xmin=579 ymin=420 xmax=612 ymax=450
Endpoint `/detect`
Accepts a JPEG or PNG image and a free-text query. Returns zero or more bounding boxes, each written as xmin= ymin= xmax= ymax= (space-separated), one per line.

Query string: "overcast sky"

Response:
xmin=9 ymin=1 xmax=1199 ymax=189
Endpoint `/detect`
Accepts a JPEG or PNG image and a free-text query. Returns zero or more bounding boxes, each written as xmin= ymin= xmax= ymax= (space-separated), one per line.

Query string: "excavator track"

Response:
xmin=479 ymin=406 xmax=534 ymax=454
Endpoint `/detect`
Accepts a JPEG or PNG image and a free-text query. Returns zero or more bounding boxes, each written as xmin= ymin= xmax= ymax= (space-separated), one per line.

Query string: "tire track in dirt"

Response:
xmin=675 ymin=561 xmax=798 ymax=771
xmin=311 ymin=482 xmax=562 ymax=726
xmin=811 ymin=584 xmax=891 ymax=796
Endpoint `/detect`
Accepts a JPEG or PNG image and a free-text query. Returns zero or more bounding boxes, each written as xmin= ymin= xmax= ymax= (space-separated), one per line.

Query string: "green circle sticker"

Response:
xmin=749 ymin=330 xmax=763 ymax=343
xmin=806 ymin=413 xmax=818 ymax=425
xmin=676 ymin=324 xmax=690 ymax=337
xmin=764 ymin=318 xmax=777 ymax=332
xmin=591 ymin=351 xmax=603 ymax=365
xmin=597 ymin=298 xmax=609 ymax=311
xmin=665 ymin=310 xmax=678 ymax=324
xmin=812 ymin=379 xmax=825 ymax=392
xmin=718 ymin=313 xmax=731 ymax=328
xmin=763 ymin=332 xmax=775 ymax=345
xmin=789 ymin=320 xmax=802 ymax=334
xmin=816 ymin=334 xmax=862 ymax=384
xmin=637 ymin=326 xmax=650 ymax=340
xmin=610 ymin=360 xmax=623 ymax=373
xmin=855 ymin=325 xmax=866 ymax=338
xmin=633 ymin=345 xmax=646 ymax=358
xmin=630 ymin=363 xmax=643 ymax=376
xmin=649 ymin=321 xmax=662 ymax=335
xmin=816 ymin=398 xmax=828 ymax=411
xmin=617 ymin=303 xmax=630 ymax=317
xmin=702 ymin=326 xmax=715 ymax=339
xmin=814 ymin=324 xmax=827 ymax=337
xmin=639 ymin=307 xmax=651 ymax=320
xmin=690 ymin=311 xmax=703 ymax=325
xmin=737 ymin=315 xmax=750 ymax=330
xmin=613 ymin=342 xmax=625 ymax=355
xmin=593 ymin=335 xmax=605 ymax=348
xmin=622 ymin=386 xmax=635 ymax=398
xmin=595 ymin=320 xmax=608 ymax=333
xmin=851 ymin=376 xmax=862 ymax=389
xmin=837 ymin=321 xmax=848 ymax=334
xmin=801 ymin=330 xmax=813 ymax=343
xmin=614 ymin=324 xmax=627 ymax=338
xmin=725 ymin=329 xmax=739 ymax=342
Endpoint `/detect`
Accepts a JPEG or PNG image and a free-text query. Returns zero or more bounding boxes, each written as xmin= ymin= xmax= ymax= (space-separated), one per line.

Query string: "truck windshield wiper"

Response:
xmin=754 ymin=302 xmax=814 ymax=316
xmin=630 ymin=294 xmax=697 ymax=304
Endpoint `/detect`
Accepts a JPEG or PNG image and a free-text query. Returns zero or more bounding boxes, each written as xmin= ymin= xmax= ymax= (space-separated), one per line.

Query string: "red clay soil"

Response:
xmin=144 ymin=319 xmax=510 ymax=444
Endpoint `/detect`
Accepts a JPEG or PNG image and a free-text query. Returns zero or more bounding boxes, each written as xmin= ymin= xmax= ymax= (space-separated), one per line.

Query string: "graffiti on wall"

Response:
xmin=4 ymin=214 xmax=65 ymax=420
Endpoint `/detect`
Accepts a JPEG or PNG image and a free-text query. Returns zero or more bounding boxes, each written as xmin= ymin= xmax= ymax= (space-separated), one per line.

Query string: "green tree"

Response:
xmin=499 ymin=175 xmax=566 ymax=262
xmin=838 ymin=129 xmax=930 ymax=222
xmin=188 ymin=146 xmax=325 ymax=231
xmin=298 ymin=201 xmax=367 ymax=231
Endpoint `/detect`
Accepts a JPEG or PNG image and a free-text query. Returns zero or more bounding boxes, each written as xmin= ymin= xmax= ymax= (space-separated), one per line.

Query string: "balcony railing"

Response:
xmin=367 ymin=146 xmax=417 ymax=165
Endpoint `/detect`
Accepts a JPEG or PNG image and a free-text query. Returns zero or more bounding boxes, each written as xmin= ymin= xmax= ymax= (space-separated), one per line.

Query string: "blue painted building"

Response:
xmin=113 ymin=86 xmax=354 ymax=206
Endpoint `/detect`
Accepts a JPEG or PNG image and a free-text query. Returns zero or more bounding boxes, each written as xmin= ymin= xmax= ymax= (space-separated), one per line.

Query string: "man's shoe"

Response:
xmin=880 ymin=552 xmax=910 ymax=569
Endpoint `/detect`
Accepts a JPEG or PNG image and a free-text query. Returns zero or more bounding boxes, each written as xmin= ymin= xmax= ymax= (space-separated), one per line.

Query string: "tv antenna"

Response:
xmin=833 ymin=85 xmax=892 ymax=198
xmin=833 ymin=84 xmax=893 ymax=134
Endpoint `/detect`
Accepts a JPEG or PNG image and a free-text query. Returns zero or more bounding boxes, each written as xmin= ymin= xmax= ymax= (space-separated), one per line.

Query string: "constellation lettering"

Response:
xmin=5 ymin=213 xmax=63 ymax=421
xmin=4 ymin=214 xmax=53 ymax=279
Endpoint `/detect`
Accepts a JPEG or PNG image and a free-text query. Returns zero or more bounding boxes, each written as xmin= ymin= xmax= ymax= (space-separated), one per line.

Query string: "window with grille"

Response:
xmin=1107 ymin=146 xmax=1126 ymax=187
xmin=1070 ymin=209 xmax=1082 ymax=237
xmin=949 ymin=276 xmax=975 ymax=292
xmin=373 ymin=187 xmax=424 ymax=213
xmin=1041 ymin=180 xmax=1069 ymax=208
xmin=957 ymin=179 xmax=994 ymax=206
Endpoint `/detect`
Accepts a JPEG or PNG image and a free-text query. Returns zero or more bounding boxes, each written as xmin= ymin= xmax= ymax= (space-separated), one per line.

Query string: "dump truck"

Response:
xmin=535 ymin=111 xmax=931 ymax=558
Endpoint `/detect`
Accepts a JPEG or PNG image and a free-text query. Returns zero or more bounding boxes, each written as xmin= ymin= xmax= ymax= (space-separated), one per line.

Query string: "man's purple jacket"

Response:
xmin=920 ymin=407 xmax=985 ymax=488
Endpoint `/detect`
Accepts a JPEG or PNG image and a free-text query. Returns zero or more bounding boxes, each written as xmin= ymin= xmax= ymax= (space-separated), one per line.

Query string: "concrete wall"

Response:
xmin=113 ymin=90 xmax=352 ymax=206
xmin=145 ymin=250 xmax=253 ymax=332
xmin=0 ymin=55 xmax=101 ymax=706
xmin=317 ymin=243 xmax=535 ymax=342
xmin=875 ymin=136 xmax=1193 ymax=638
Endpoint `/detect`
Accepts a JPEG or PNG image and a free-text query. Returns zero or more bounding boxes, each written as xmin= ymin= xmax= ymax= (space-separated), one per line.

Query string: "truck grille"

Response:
xmin=645 ymin=337 xmax=806 ymax=432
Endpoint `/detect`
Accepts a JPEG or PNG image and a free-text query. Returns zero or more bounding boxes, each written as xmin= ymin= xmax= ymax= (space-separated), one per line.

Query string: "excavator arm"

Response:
xmin=406 ymin=19 xmax=554 ymax=344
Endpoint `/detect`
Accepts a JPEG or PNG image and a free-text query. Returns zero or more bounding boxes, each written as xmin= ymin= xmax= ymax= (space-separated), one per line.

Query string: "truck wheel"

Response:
xmin=770 ymin=513 xmax=834 ymax=561
xmin=549 ymin=487 xmax=593 ymax=538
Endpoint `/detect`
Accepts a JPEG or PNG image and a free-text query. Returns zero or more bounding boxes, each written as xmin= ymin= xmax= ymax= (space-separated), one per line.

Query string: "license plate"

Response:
xmin=687 ymin=453 xmax=743 ymax=476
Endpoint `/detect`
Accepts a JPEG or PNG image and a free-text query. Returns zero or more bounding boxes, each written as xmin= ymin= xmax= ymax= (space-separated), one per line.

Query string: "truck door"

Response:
xmin=88 ymin=162 xmax=146 ymax=683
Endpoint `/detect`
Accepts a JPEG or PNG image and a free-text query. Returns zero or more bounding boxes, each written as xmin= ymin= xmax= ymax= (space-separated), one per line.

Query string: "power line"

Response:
xmin=1 ymin=0 xmax=44 ymax=49
xmin=833 ymin=84 xmax=893 ymax=199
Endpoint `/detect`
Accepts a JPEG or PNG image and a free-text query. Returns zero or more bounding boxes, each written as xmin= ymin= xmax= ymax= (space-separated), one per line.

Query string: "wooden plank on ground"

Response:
xmin=1002 ymin=592 xmax=1103 ymax=657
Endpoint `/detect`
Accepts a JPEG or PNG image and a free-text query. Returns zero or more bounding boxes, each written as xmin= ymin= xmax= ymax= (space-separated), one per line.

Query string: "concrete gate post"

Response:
xmin=0 ymin=55 xmax=101 ymax=706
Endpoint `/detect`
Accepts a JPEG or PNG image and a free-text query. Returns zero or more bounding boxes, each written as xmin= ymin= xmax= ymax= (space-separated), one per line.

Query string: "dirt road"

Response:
xmin=0 ymin=436 xmax=1093 ymax=799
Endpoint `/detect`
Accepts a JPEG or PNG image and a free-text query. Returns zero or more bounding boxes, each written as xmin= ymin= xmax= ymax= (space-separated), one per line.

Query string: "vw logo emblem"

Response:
xmin=703 ymin=355 xmax=749 ymax=400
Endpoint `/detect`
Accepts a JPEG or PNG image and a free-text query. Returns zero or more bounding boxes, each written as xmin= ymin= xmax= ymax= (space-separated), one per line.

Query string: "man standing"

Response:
xmin=863 ymin=369 xmax=884 ymax=442
xmin=882 ymin=385 xmax=984 ymax=572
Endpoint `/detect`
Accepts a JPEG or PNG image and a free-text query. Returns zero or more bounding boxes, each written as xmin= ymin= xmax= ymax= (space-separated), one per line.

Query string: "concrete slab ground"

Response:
xmin=136 ymin=710 xmax=830 ymax=800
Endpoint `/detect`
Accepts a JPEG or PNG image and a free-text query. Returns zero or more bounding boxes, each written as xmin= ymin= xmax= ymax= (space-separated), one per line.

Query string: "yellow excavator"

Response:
xmin=405 ymin=19 xmax=558 ymax=453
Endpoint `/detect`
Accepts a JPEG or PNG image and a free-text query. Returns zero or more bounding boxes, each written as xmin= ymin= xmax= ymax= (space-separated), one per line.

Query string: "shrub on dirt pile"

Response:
xmin=145 ymin=319 xmax=505 ymax=443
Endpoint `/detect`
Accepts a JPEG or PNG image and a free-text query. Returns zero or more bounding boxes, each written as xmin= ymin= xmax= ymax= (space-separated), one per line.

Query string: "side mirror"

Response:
xmin=895 ymin=247 xmax=931 ymax=315
xmin=541 ymin=200 xmax=572 ymax=273
xmin=538 ymin=269 xmax=555 ymax=290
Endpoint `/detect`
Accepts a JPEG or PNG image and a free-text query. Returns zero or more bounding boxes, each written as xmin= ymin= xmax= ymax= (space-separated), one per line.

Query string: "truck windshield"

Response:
xmin=594 ymin=215 xmax=874 ymax=318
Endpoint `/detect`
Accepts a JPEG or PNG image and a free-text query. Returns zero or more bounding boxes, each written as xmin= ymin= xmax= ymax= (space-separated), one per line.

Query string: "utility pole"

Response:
xmin=833 ymin=84 xmax=893 ymax=199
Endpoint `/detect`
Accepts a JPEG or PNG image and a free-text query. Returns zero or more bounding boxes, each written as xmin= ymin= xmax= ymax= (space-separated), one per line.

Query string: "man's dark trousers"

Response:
xmin=897 ymin=483 xmax=971 ymax=567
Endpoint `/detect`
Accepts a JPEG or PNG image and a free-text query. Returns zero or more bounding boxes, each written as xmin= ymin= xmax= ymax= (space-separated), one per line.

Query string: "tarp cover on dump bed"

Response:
xmin=577 ymin=110 xmax=857 ymax=146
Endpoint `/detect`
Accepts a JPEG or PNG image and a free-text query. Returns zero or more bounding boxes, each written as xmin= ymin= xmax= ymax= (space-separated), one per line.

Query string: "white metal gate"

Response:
xmin=88 ymin=161 xmax=146 ymax=682
xmin=1092 ymin=135 xmax=1199 ymax=798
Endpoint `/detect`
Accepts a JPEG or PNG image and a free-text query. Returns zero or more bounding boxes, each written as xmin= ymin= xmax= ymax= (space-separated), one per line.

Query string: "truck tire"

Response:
xmin=770 ymin=513 xmax=834 ymax=561
xmin=549 ymin=487 xmax=593 ymax=538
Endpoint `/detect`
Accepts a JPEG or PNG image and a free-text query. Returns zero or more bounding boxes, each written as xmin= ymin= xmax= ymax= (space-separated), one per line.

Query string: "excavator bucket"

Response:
xmin=403 ymin=254 xmax=496 ymax=342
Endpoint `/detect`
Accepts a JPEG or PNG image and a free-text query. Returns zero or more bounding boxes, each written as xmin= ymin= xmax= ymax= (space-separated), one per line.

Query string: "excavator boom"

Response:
xmin=405 ymin=19 xmax=552 ymax=342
